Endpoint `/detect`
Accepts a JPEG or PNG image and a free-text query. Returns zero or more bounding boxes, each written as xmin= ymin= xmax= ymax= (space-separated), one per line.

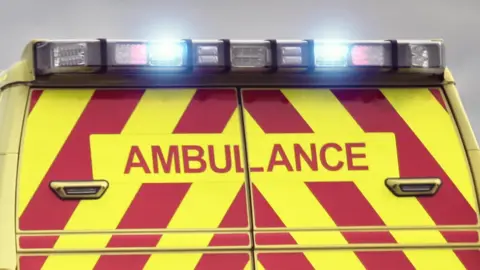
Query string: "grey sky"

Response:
xmin=2 ymin=0 xmax=479 ymax=135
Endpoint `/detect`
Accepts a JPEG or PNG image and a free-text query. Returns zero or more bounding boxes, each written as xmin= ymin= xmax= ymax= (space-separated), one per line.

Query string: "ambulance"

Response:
xmin=0 ymin=38 xmax=479 ymax=270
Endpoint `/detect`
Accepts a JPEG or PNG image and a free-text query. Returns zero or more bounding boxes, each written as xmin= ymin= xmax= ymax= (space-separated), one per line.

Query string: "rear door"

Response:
xmin=240 ymin=87 xmax=480 ymax=269
xmin=17 ymin=88 xmax=252 ymax=270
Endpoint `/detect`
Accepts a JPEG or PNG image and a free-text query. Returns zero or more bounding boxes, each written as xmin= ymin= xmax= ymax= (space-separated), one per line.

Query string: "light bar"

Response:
xmin=34 ymin=39 xmax=445 ymax=75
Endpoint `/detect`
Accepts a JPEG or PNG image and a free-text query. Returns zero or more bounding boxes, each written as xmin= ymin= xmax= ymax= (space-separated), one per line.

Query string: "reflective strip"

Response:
xmin=255 ymin=249 xmax=479 ymax=270
xmin=19 ymin=233 xmax=250 ymax=250
xmin=20 ymin=253 xmax=252 ymax=270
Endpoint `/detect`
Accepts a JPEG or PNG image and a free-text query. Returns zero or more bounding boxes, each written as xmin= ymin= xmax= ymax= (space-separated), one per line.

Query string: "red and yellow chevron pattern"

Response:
xmin=17 ymin=88 xmax=480 ymax=269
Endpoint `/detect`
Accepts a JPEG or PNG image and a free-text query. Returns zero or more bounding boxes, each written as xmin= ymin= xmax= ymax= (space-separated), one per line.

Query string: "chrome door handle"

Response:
xmin=385 ymin=178 xmax=442 ymax=197
xmin=50 ymin=180 xmax=109 ymax=200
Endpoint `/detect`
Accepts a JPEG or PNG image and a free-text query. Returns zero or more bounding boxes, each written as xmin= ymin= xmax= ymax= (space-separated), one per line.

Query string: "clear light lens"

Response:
xmin=148 ymin=41 xmax=186 ymax=66
xmin=282 ymin=46 xmax=302 ymax=55
xmin=52 ymin=42 xmax=87 ymax=67
xmin=35 ymin=41 xmax=102 ymax=75
xmin=198 ymin=46 xmax=218 ymax=55
xmin=231 ymin=45 xmax=270 ymax=67
xmin=351 ymin=45 xmax=386 ymax=66
xmin=197 ymin=45 xmax=219 ymax=65
xmin=114 ymin=43 xmax=147 ymax=65
xmin=198 ymin=55 xmax=219 ymax=64
xmin=280 ymin=46 xmax=303 ymax=65
xmin=314 ymin=43 xmax=349 ymax=67
xmin=410 ymin=44 xmax=429 ymax=67
xmin=282 ymin=56 xmax=303 ymax=65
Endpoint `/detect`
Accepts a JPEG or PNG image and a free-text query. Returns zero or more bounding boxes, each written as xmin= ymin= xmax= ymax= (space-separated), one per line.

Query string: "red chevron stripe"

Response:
xmin=206 ymin=185 xmax=249 ymax=248
xmin=441 ymin=231 xmax=479 ymax=243
xmin=307 ymin=182 xmax=385 ymax=226
xmin=94 ymin=235 xmax=160 ymax=270
xmin=29 ymin=89 xmax=43 ymax=114
xmin=94 ymin=255 xmax=154 ymax=270
xmin=242 ymin=89 xmax=313 ymax=133
xmin=257 ymin=252 xmax=315 ymax=270
xmin=216 ymin=184 xmax=249 ymax=228
xmin=19 ymin=236 xmax=57 ymax=249
xmin=429 ymin=88 xmax=447 ymax=111
xmin=174 ymin=89 xmax=239 ymax=133
xmin=115 ymin=183 xmax=190 ymax=229
xmin=19 ymin=256 xmax=48 ymax=270
xmin=449 ymin=250 xmax=480 ymax=269
xmin=442 ymin=232 xmax=480 ymax=269
xmin=354 ymin=251 xmax=415 ymax=270
xmin=195 ymin=253 xmax=250 ymax=270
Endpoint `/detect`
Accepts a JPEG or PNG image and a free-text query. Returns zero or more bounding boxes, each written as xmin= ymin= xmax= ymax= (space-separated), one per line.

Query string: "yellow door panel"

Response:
xmin=241 ymin=87 xmax=479 ymax=251
xmin=18 ymin=88 xmax=249 ymax=235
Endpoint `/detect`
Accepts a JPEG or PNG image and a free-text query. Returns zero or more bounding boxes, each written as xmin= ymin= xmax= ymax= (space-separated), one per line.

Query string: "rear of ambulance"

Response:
xmin=11 ymin=39 xmax=480 ymax=270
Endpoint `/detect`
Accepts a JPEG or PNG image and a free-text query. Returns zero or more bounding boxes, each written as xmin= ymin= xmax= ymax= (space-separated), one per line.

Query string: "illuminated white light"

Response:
xmin=148 ymin=41 xmax=185 ymax=66
xmin=314 ymin=43 xmax=349 ymax=67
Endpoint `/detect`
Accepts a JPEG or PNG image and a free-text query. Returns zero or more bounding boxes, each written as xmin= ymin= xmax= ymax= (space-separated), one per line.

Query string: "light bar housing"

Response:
xmin=34 ymin=39 xmax=445 ymax=75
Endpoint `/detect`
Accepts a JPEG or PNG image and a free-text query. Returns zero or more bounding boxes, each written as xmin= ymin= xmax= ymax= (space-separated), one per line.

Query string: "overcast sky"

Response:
xmin=2 ymin=0 xmax=479 ymax=135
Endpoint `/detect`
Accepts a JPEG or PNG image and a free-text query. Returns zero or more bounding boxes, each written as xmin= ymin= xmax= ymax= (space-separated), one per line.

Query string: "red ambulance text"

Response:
xmin=124 ymin=143 xmax=369 ymax=174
